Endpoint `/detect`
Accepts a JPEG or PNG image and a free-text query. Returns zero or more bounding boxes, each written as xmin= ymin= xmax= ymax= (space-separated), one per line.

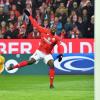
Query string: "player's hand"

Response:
xmin=58 ymin=54 xmax=63 ymax=62
xmin=24 ymin=9 xmax=30 ymax=16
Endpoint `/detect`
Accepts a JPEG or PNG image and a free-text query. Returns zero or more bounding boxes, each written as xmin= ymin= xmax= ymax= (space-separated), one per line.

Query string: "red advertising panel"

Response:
xmin=0 ymin=39 xmax=94 ymax=54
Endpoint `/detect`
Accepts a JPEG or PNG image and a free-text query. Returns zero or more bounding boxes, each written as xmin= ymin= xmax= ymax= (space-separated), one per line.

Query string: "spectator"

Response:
xmin=8 ymin=10 xmax=17 ymax=23
xmin=35 ymin=9 xmax=42 ymax=24
xmin=39 ymin=2 xmax=47 ymax=21
xmin=26 ymin=0 xmax=32 ymax=6
xmin=0 ymin=0 xmax=4 ymax=7
xmin=76 ymin=16 xmax=84 ymax=36
xmin=80 ymin=0 xmax=91 ymax=8
xmin=55 ymin=0 xmax=62 ymax=9
xmin=11 ymin=4 xmax=20 ymax=17
xmin=83 ymin=0 xmax=94 ymax=20
xmin=18 ymin=24 xmax=27 ymax=38
xmin=87 ymin=15 xmax=94 ymax=38
xmin=82 ymin=8 xmax=88 ymax=22
xmin=0 ymin=27 xmax=4 ymax=38
xmin=28 ymin=27 xmax=41 ymax=39
xmin=66 ymin=0 xmax=73 ymax=15
xmin=68 ymin=25 xmax=82 ymax=38
xmin=4 ymin=22 xmax=19 ymax=39
xmin=42 ymin=19 xmax=50 ymax=28
xmin=0 ymin=20 xmax=7 ymax=34
xmin=44 ymin=7 xmax=51 ymax=20
xmin=55 ymin=2 xmax=68 ymax=17
xmin=17 ymin=15 xmax=24 ymax=28
xmin=36 ymin=0 xmax=43 ymax=7
xmin=3 ymin=0 xmax=10 ymax=14
xmin=0 ymin=5 xmax=9 ymax=22
xmin=50 ymin=10 xmax=55 ymax=28
xmin=70 ymin=10 xmax=78 ymax=24
xmin=54 ymin=17 xmax=62 ymax=36
xmin=16 ymin=0 xmax=26 ymax=14
xmin=60 ymin=29 xmax=67 ymax=38
xmin=72 ymin=1 xmax=81 ymax=15
xmin=72 ymin=2 xmax=78 ymax=11
xmin=64 ymin=17 xmax=73 ymax=34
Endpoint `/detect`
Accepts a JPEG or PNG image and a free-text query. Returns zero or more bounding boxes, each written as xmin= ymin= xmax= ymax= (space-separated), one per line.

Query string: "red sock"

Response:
xmin=13 ymin=61 xmax=28 ymax=69
xmin=49 ymin=67 xmax=55 ymax=86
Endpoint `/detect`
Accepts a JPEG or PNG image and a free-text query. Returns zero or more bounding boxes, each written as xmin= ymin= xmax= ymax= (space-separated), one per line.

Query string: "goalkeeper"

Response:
xmin=0 ymin=55 xmax=5 ymax=73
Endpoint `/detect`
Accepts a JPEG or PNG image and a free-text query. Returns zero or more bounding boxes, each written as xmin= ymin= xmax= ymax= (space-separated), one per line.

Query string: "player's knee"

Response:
xmin=47 ymin=60 xmax=54 ymax=67
xmin=28 ymin=58 xmax=36 ymax=65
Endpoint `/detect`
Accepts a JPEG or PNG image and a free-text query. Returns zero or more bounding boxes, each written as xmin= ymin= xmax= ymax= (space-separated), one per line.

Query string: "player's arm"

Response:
xmin=24 ymin=9 xmax=50 ymax=34
xmin=29 ymin=16 xmax=50 ymax=34
xmin=56 ymin=36 xmax=63 ymax=62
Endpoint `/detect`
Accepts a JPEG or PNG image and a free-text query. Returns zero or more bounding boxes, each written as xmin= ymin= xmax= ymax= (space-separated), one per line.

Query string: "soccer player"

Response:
xmin=0 ymin=55 xmax=5 ymax=73
xmin=7 ymin=9 xmax=63 ymax=88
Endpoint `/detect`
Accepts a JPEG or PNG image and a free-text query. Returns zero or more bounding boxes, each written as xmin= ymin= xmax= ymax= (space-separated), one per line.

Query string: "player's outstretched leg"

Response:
xmin=47 ymin=60 xmax=55 ymax=88
xmin=7 ymin=58 xmax=36 ymax=70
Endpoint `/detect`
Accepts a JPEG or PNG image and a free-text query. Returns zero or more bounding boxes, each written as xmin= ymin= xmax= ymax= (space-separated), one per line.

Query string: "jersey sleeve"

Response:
xmin=29 ymin=16 xmax=50 ymax=34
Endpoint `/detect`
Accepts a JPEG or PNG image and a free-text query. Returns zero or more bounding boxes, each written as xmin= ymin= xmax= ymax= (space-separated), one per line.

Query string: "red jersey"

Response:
xmin=29 ymin=16 xmax=62 ymax=54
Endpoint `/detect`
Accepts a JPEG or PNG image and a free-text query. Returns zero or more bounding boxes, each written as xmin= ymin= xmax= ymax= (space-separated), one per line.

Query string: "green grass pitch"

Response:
xmin=0 ymin=75 xmax=94 ymax=100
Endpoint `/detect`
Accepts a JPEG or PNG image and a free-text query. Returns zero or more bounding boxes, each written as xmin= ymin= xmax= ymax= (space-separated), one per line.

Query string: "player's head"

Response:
xmin=50 ymin=27 xmax=56 ymax=35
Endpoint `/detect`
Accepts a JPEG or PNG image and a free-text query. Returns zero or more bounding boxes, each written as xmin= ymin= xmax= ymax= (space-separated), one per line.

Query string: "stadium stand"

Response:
xmin=0 ymin=0 xmax=94 ymax=39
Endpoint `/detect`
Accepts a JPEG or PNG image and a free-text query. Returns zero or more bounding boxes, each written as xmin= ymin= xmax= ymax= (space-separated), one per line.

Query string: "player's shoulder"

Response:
xmin=54 ymin=35 xmax=61 ymax=41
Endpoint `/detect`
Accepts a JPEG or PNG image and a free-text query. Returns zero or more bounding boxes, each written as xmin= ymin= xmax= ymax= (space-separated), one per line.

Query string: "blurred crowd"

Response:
xmin=0 ymin=0 xmax=94 ymax=39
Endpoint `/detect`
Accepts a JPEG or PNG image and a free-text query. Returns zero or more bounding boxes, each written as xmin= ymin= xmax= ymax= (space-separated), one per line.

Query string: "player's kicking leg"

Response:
xmin=7 ymin=58 xmax=36 ymax=70
xmin=47 ymin=59 xmax=55 ymax=89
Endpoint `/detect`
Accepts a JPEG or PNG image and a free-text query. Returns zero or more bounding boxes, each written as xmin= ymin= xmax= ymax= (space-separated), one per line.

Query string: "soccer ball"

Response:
xmin=0 ymin=55 xmax=5 ymax=64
